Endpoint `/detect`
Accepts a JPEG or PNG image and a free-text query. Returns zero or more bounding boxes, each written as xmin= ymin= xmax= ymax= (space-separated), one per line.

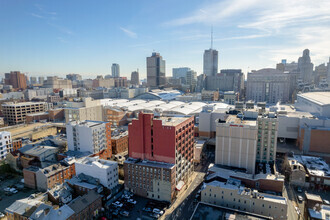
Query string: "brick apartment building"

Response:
xmin=4 ymin=71 xmax=27 ymax=90
xmin=111 ymin=131 xmax=128 ymax=154
xmin=124 ymin=112 xmax=195 ymax=202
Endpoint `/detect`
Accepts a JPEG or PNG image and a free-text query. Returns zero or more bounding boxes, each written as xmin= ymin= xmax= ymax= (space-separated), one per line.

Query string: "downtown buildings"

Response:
xmin=124 ymin=112 xmax=194 ymax=202
xmin=4 ymin=71 xmax=27 ymax=90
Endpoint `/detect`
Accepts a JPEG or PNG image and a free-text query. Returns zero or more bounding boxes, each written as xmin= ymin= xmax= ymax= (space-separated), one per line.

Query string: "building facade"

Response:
xmin=147 ymin=52 xmax=166 ymax=88
xmin=111 ymin=131 xmax=128 ymax=154
xmin=66 ymin=120 xmax=112 ymax=158
xmin=75 ymin=156 xmax=118 ymax=190
xmin=111 ymin=63 xmax=120 ymax=77
xmin=298 ymin=49 xmax=314 ymax=84
xmin=246 ymin=68 xmax=291 ymax=103
xmin=4 ymin=71 xmax=27 ymax=90
xmin=0 ymin=131 xmax=12 ymax=160
xmin=131 ymin=71 xmax=139 ymax=85
xmin=2 ymin=102 xmax=47 ymax=124
xmin=203 ymin=49 xmax=218 ymax=76
xmin=215 ymin=115 xmax=258 ymax=174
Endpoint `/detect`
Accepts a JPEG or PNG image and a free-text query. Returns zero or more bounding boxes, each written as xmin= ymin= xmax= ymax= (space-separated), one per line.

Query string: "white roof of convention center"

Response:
xmin=298 ymin=92 xmax=330 ymax=106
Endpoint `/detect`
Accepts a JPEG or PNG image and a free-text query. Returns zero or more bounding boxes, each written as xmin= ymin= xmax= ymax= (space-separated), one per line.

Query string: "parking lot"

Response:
xmin=0 ymin=174 xmax=37 ymax=214
xmin=105 ymin=192 xmax=169 ymax=220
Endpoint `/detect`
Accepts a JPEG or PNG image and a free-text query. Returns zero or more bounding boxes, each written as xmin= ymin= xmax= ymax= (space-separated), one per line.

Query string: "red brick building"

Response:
xmin=111 ymin=131 xmax=128 ymax=154
xmin=4 ymin=71 xmax=27 ymax=90
xmin=124 ymin=113 xmax=195 ymax=202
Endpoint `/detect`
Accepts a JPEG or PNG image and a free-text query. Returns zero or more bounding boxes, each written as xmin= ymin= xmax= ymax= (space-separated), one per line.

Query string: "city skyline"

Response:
xmin=1 ymin=0 xmax=330 ymax=79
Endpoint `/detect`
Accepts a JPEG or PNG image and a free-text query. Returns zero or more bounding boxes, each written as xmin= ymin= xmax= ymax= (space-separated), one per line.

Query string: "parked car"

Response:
xmin=324 ymin=199 xmax=330 ymax=205
xmin=112 ymin=201 xmax=123 ymax=208
xmin=143 ymin=207 xmax=152 ymax=212
xmin=10 ymin=188 xmax=18 ymax=194
xmin=0 ymin=212 xmax=5 ymax=218
xmin=297 ymin=195 xmax=303 ymax=202
xmin=120 ymin=211 xmax=129 ymax=217
xmin=153 ymin=208 xmax=164 ymax=216
xmin=127 ymin=199 xmax=136 ymax=204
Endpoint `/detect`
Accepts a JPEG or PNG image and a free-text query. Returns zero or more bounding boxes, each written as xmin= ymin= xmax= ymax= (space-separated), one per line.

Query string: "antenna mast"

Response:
xmin=211 ymin=26 xmax=213 ymax=49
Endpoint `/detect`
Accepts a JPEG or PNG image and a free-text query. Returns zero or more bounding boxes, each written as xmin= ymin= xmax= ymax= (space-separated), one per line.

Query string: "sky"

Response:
xmin=1 ymin=0 xmax=330 ymax=79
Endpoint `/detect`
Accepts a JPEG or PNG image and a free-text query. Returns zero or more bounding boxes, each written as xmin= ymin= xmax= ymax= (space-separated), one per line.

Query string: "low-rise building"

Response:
xmin=283 ymin=156 xmax=307 ymax=187
xmin=75 ymin=156 xmax=118 ymax=190
xmin=111 ymin=131 xmax=128 ymax=154
xmin=47 ymin=183 xmax=73 ymax=205
xmin=304 ymin=192 xmax=330 ymax=220
xmin=103 ymin=106 xmax=130 ymax=127
xmin=67 ymin=190 xmax=102 ymax=220
xmin=19 ymin=145 xmax=60 ymax=168
xmin=201 ymin=180 xmax=288 ymax=220
xmin=67 ymin=173 xmax=103 ymax=196
xmin=201 ymin=90 xmax=219 ymax=101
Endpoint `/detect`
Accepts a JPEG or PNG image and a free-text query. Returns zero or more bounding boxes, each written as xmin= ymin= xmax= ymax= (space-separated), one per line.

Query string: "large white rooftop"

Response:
xmin=298 ymin=92 xmax=330 ymax=106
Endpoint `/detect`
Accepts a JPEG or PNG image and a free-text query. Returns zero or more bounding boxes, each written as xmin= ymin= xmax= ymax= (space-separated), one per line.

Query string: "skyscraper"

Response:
xmin=131 ymin=71 xmax=139 ymax=85
xmin=111 ymin=63 xmax=120 ymax=77
xmin=298 ymin=49 xmax=314 ymax=84
xmin=203 ymin=49 xmax=218 ymax=76
xmin=185 ymin=70 xmax=197 ymax=92
xmin=147 ymin=52 xmax=166 ymax=88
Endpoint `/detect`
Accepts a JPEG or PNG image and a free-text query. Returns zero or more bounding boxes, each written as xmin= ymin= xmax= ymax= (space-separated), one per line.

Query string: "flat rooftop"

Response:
xmin=125 ymin=158 xmax=175 ymax=169
xmin=298 ymin=92 xmax=330 ymax=106
xmin=225 ymin=115 xmax=257 ymax=126
xmin=70 ymin=120 xmax=107 ymax=127
xmin=2 ymin=102 xmax=45 ymax=107
xmin=158 ymin=116 xmax=191 ymax=126
xmin=190 ymin=202 xmax=272 ymax=220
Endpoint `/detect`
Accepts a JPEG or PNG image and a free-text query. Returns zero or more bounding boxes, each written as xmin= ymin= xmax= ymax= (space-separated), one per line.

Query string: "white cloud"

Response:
xmin=30 ymin=13 xmax=44 ymax=19
xmin=120 ymin=27 xmax=137 ymax=38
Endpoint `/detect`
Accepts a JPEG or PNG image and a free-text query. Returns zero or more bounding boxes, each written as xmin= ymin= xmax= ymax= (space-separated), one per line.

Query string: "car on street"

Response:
xmin=297 ymin=195 xmax=303 ymax=202
xmin=112 ymin=201 xmax=123 ymax=208
xmin=324 ymin=199 xmax=330 ymax=205
xmin=153 ymin=208 xmax=164 ymax=216
xmin=120 ymin=211 xmax=129 ymax=217
xmin=0 ymin=212 xmax=5 ymax=218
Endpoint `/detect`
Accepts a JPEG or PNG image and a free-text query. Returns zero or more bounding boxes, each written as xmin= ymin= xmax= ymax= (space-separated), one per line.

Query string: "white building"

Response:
xmin=201 ymin=180 xmax=288 ymax=220
xmin=66 ymin=120 xmax=110 ymax=154
xmin=295 ymin=92 xmax=330 ymax=118
xmin=75 ymin=156 xmax=118 ymax=190
xmin=0 ymin=131 xmax=12 ymax=160
xmin=215 ymin=115 xmax=258 ymax=174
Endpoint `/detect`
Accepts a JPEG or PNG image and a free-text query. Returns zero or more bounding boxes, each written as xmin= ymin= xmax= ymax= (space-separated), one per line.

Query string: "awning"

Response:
xmin=176 ymin=180 xmax=185 ymax=191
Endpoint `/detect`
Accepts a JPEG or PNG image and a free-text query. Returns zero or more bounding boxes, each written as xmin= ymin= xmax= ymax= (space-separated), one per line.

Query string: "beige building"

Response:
xmin=283 ymin=156 xmax=307 ymax=187
xmin=64 ymin=98 xmax=103 ymax=123
xmin=44 ymin=76 xmax=72 ymax=89
xmin=201 ymin=180 xmax=288 ymax=220
xmin=215 ymin=115 xmax=258 ymax=174
xmin=2 ymin=102 xmax=47 ymax=124
xmin=256 ymin=117 xmax=278 ymax=163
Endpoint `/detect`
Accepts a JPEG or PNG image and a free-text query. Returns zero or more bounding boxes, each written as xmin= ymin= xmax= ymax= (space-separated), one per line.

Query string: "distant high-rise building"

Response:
xmin=111 ymin=63 xmax=120 ymax=78
xmin=246 ymin=68 xmax=292 ymax=103
xmin=38 ymin=77 xmax=44 ymax=85
xmin=4 ymin=71 xmax=27 ymax=90
xmin=298 ymin=49 xmax=314 ymax=83
xmin=147 ymin=52 xmax=166 ymax=88
xmin=205 ymin=69 xmax=244 ymax=94
xmin=203 ymin=49 xmax=218 ymax=76
xmin=327 ymin=57 xmax=330 ymax=85
xmin=30 ymin=77 xmax=37 ymax=85
xmin=131 ymin=71 xmax=139 ymax=85
xmin=185 ymin=70 xmax=197 ymax=92
xmin=172 ymin=67 xmax=191 ymax=79
xmin=66 ymin=73 xmax=82 ymax=81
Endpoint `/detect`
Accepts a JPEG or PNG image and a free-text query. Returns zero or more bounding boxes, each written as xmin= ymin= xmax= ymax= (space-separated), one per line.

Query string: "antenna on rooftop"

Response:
xmin=211 ymin=26 xmax=213 ymax=49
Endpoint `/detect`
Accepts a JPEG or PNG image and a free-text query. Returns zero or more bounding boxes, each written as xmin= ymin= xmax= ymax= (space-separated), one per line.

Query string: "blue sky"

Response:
xmin=1 ymin=0 xmax=330 ymax=79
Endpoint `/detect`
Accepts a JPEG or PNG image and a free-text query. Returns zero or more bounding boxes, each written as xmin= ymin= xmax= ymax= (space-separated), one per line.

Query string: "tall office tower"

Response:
xmin=185 ymin=70 xmax=197 ymax=92
xmin=256 ymin=117 xmax=278 ymax=163
xmin=246 ymin=68 xmax=291 ymax=103
xmin=124 ymin=113 xmax=194 ymax=202
xmin=111 ymin=63 xmax=120 ymax=77
xmin=4 ymin=71 xmax=27 ymax=90
xmin=298 ymin=49 xmax=314 ymax=83
xmin=147 ymin=52 xmax=166 ymax=88
xmin=131 ymin=71 xmax=139 ymax=85
xmin=203 ymin=49 xmax=218 ymax=76
xmin=215 ymin=115 xmax=258 ymax=174
xmin=66 ymin=120 xmax=112 ymax=159
xmin=30 ymin=77 xmax=37 ymax=85
xmin=38 ymin=77 xmax=44 ymax=85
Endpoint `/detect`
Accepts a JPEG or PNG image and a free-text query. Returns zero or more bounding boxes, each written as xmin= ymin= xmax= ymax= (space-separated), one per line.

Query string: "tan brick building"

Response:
xmin=111 ymin=131 xmax=128 ymax=154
